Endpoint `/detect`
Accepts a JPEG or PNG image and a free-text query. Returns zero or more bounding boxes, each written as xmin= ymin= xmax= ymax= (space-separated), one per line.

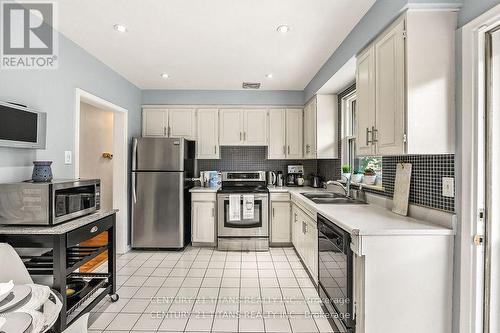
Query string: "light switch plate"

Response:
xmin=64 ymin=151 xmax=72 ymax=164
xmin=442 ymin=177 xmax=454 ymax=197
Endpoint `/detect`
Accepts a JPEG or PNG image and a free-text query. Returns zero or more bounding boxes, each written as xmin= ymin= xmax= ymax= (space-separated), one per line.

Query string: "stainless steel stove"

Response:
xmin=217 ymin=171 xmax=269 ymax=251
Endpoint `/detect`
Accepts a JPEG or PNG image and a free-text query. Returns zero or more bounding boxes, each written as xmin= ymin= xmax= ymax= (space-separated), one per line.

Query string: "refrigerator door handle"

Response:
xmin=132 ymin=172 xmax=137 ymax=203
xmin=132 ymin=138 xmax=138 ymax=170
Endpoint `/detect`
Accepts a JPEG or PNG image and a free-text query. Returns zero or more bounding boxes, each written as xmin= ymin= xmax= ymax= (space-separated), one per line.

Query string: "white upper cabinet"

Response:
xmin=374 ymin=20 xmax=405 ymax=155
xmin=267 ymin=108 xmax=303 ymax=159
xmin=304 ymin=95 xmax=338 ymax=159
xmin=168 ymin=109 xmax=196 ymax=140
xmin=196 ymin=109 xmax=219 ymax=159
xmin=243 ymin=109 xmax=268 ymax=145
xmin=268 ymin=109 xmax=286 ymax=159
xmin=142 ymin=108 xmax=195 ymax=139
xmin=356 ymin=10 xmax=456 ymax=155
xmin=286 ymin=108 xmax=303 ymax=159
xmin=143 ymin=108 xmax=168 ymax=137
xmin=219 ymin=109 xmax=267 ymax=146
xmin=219 ymin=109 xmax=243 ymax=145
xmin=356 ymin=45 xmax=376 ymax=156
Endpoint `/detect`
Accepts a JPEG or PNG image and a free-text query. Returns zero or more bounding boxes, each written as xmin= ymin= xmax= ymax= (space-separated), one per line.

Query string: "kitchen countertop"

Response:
xmin=271 ymin=186 xmax=454 ymax=236
xmin=0 ymin=209 xmax=118 ymax=235
xmin=190 ymin=186 xmax=219 ymax=193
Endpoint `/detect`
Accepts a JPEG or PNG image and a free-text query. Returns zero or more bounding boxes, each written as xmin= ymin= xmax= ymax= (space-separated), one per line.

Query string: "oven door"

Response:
xmin=217 ymin=193 xmax=268 ymax=237
xmin=318 ymin=215 xmax=355 ymax=330
xmin=52 ymin=180 xmax=100 ymax=224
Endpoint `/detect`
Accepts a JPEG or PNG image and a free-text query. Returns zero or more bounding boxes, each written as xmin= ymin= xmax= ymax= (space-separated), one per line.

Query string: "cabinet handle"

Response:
xmin=283 ymin=146 xmax=286 ymax=155
xmin=212 ymin=207 xmax=215 ymax=217
xmin=371 ymin=126 xmax=378 ymax=143
xmin=240 ymin=132 xmax=242 ymax=141
xmin=287 ymin=145 xmax=290 ymax=154
xmin=163 ymin=126 xmax=167 ymax=136
xmin=366 ymin=127 xmax=372 ymax=145
xmin=272 ymin=207 xmax=275 ymax=218
xmin=214 ymin=145 xmax=217 ymax=154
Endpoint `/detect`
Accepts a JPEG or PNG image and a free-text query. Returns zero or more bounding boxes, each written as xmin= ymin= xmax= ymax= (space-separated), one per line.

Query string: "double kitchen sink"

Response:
xmin=301 ymin=192 xmax=367 ymax=205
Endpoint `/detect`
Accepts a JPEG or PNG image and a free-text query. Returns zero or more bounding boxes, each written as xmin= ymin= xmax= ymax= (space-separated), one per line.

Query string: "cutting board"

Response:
xmin=392 ymin=163 xmax=412 ymax=216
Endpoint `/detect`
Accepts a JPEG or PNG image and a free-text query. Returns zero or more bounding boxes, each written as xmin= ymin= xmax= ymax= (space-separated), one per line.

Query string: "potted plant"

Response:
xmin=341 ymin=164 xmax=351 ymax=180
xmin=352 ymin=168 xmax=363 ymax=183
xmin=363 ymin=167 xmax=377 ymax=185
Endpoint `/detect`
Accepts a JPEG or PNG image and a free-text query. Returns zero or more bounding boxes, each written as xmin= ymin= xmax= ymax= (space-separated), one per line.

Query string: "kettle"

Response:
xmin=266 ymin=171 xmax=277 ymax=186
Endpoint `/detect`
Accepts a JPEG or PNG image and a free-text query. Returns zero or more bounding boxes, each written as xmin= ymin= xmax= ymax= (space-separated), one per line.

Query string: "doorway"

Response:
xmin=75 ymin=89 xmax=129 ymax=257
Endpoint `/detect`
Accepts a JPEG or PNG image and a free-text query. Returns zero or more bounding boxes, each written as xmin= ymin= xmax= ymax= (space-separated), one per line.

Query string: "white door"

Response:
xmin=374 ymin=20 xmax=405 ymax=155
xmin=192 ymin=201 xmax=215 ymax=243
xmin=356 ymin=45 xmax=376 ymax=155
xmin=196 ymin=109 xmax=219 ymax=159
xmin=143 ymin=109 xmax=167 ymax=137
xmin=286 ymin=108 xmax=303 ymax=159
xmin=271 ymin=201 xmax=291 ymax=243
xmin=168 ymin=109 xmax=196 ymax=139
xmin=244 ymin=109 xmax=268 ymax=145
xmin=219 ymin=109 xmax=243 ymax=145
xmin=268 ymin=109 xmax=286 ymax=159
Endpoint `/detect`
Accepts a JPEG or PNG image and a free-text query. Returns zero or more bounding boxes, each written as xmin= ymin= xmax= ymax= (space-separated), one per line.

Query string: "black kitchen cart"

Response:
xmin=0 ymin=210 xmax=119 ymax=332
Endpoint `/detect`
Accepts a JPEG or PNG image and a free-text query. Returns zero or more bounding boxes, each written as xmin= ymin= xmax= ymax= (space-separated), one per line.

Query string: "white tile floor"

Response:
xmin=88 ymin=246 xmax=336 ymax=333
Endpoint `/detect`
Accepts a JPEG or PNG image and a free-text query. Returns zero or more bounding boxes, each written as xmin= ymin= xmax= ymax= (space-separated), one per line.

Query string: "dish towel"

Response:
xmin=242 ymin=195 xmax=255 ymax=220
xmin=229 ymin=195 xmax=241 ymax=221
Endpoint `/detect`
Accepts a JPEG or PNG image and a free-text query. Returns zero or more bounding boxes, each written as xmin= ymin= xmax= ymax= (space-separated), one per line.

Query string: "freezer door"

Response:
xmin=132 ymin=137 xmax=184 ymax=171
xmin=132 ymin=171 xmax=183 ymax=248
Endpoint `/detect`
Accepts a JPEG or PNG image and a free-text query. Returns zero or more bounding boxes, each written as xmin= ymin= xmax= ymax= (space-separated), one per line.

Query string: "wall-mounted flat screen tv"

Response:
xmin=0 ymin=101 xmax=46 ymax=149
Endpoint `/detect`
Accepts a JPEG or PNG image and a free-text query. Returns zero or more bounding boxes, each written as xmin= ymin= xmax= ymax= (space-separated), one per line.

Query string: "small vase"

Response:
xmin=341 ymin=173 xmax=351 ymax=181
xmin=363 ymin=175 xmax=377 ymax=185
xmin=32 ymin=161 xmax=53 ymax=182
xmin=352 ymin=174 xmax=363 ymax=183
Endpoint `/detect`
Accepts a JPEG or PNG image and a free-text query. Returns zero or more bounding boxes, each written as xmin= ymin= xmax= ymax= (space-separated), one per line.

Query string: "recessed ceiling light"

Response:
xmin=160 ymin=73 xmax=170 ymax=79
xmin=265 ymin=73 xmax=273 ymax=79
xmin=113 ymin=24 xmax=127 ymax=33
xmin=276 ymin=25 xmax=290 ymax=33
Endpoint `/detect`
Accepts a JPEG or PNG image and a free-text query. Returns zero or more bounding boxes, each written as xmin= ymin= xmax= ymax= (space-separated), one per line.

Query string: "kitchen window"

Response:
xmin=340 ymin=88 xmax=383 ymax=186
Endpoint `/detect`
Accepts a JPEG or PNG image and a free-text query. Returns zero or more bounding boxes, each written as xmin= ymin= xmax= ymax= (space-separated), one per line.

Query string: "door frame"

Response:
xmin=74 ymin=88 xmax=129 ymax=254
xmin=460 ymin=4 xmax=500 ymax=333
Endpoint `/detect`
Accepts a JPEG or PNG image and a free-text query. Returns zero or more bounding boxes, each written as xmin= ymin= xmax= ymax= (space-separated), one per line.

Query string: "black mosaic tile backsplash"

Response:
xmin=198 ymin=146 xmax=317 ymax=176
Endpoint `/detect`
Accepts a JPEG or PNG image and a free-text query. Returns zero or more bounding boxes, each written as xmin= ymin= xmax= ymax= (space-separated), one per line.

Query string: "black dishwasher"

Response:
xmin=317 ymin=214 xmax=355 ymax=332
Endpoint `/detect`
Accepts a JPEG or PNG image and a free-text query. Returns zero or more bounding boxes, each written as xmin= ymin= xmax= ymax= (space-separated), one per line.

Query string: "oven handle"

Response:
xmin=218 ymin=194 xmax=269 ymax=200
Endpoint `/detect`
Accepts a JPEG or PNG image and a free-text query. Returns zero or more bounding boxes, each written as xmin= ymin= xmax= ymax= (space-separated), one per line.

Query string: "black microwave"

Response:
xmin=0 ymin=179 xmax=100 ymax=225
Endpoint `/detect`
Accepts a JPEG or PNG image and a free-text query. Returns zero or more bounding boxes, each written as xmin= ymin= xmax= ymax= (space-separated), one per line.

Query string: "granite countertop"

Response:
xmin=0 ymin=209 xmax=118 ymax=235
xmin=271 ymin=186 xmax=454 ymax=237
xmin=190 ymin=186 xmax=219 ymax=193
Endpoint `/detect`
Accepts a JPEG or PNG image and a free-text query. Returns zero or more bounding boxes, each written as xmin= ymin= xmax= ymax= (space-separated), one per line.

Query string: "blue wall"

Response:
xmin=142 ymin=89 xmax=304 ymax=106
xmin=0 ymin=33 xmax=142 ymax=182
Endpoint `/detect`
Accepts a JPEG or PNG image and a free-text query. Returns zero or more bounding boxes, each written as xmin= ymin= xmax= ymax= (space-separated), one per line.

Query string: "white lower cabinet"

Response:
xmin=191 ymin=193 xmax=216 ymax=245
xmin=270 ymin=194 xmax=291 ymax=245
xmin=291 ymin=202 xmax=318 ymax=283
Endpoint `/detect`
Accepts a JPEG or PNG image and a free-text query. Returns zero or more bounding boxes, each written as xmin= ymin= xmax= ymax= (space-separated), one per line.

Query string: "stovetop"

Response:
xmin=217 ymin=184 xmax=269 ymax=194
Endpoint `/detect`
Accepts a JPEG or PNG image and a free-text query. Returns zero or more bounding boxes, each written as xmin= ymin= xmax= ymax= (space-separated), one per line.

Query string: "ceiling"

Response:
xmin=54 ymin=0 xmax=375 ymax=90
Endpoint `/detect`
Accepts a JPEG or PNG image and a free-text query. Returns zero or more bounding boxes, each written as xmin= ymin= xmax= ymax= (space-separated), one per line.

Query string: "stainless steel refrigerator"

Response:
xmin=131 ymin=137 xmax=195 ymax=249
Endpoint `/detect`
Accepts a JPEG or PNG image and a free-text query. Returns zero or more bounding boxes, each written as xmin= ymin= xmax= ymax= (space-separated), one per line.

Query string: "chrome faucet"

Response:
xmin=323 ymin=174 xmax=352 ymax=197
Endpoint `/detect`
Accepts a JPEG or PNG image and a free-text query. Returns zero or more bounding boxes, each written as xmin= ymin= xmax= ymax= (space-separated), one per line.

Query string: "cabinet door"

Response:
xmin=192 ymin=201 xmax=215 ymax=243
xmin=271 ymin=201 xmax=291 ymax=243
xmin=307 ymin=219 xmax=318 ymax=282
xmin=375 ymin=20 xmax=405 ymax=155
xmin=268 ymin=109 xmax=286 ymax=159
xmin=168 ymin=109 xmax=196 ymax=139
xmin=286 ymin=108 xmax=303 ymax=159
xmin=143 ymin=109 xmax=167 ymax=137
xmin=219 ymin=109 xmax=243 ymax=145
xmin=291 ymin=204 xmax=300 ymax=248
xmin=356 ymin=45 xmax=376 ymax=155
xmin=304 ymin=98 xmax=317 ymax=159
xmin=244 ymin=109 xmax=268 ymax=145
xmin=196 ymin=109 xmax=219 ymax=159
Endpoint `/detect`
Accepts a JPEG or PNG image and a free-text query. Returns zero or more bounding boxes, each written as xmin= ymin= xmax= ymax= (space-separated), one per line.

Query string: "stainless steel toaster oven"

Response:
xmin=0 ymin=179 xmax=100 ymax=225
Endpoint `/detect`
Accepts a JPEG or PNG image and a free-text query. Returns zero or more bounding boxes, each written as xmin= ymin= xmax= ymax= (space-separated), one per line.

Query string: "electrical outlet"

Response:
xmin=442 ymin=177 xmax=454 ymax=198
xmin=64 ymin=151 xmax=72 ymax=165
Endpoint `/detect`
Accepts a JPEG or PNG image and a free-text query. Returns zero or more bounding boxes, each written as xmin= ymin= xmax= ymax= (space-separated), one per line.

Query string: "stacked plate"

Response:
xmin=0 ymin=282 xmax=34 ymax=333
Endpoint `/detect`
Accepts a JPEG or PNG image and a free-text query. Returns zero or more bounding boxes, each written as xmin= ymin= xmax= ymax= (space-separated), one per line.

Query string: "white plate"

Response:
xmin=0 ymin=285 xmax=32 ymax=313
xmin=0 ymin=281 xmax=14 ymax=303
xmin=0 ymin=312 xmax=32 ymax=333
